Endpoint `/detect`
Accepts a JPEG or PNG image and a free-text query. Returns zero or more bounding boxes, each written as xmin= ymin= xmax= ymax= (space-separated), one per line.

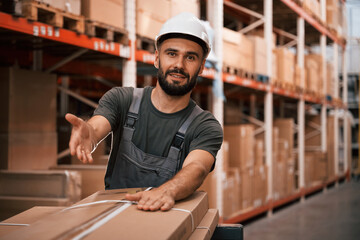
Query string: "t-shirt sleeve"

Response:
xmin=93 ymin=87 xmax=133 ymax=131
xmin=189 ymin=111 xmax=223 ymax=169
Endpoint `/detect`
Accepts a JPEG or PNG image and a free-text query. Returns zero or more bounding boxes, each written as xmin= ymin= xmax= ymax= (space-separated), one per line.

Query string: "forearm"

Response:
xmin=158 ymin=161 xmax=209 ymax=201
xmin=87 ymin=115 xmax=111 ymax=148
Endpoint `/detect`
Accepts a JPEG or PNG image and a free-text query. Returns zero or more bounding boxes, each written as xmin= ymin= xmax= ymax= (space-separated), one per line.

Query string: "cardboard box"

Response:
xmin=0 ymin=132 xmax=57 ymax=170
xmin=223 ymin=28 xmax=254 ymax=72
xmin=188 ymin=209 xmax=219 ymax=240
xmin=223 ymin=168 xmax=241 ymax=218
xmin=326 ymin=0 xmax=339 ymax=29
xmin=272 ymin=50 xmax=278 ymax=82
xmin=274 ymin=47 xmax=295 ymax=87
xmin=305 ymin=152 xmax=316 ymax=187
xmin=294 ymin=65 xmax=305 ymax=89
xmin=50 ymin=165 xmax=106 ymax=199
xmin=81 ymin=0 xmax=124 ymax=28
xmin=1 ymin=189 xmax=209 ymax=240
xmin=254 ymin=140 xmax=264 ymax=166
xmin=39 ymin=0 xmax=81 ymax=15
xmin=0 ymin=67 xmax=57 ymax=133
xmin=170 ymin=0 xmax=200 ymax=18
xmin=305 ymin=54 xmax=323 ymax=95
xmin=326 ymin=62 xmax=335 ymax=97
xmin=274 ymin=118 xmax=294 ymax=162
xmin=248 ymin=36 xmax=267 ymax=75
xmin=224 ymin=125 xmax=255 ymax=170
xmin=240 ymin=167 xmax=253 ymax=210
xmin=253 ymin=165 xmax=267 ymax=207
xmin=285 ymin=162 xmax=295 ymax=196
xmin=272 ymin=161 xmax=286 ymax=200
xmin=136 ymin=0 xmax=170 ymax=39
xmin=0 ymin=170 xmax=81 ymax=200
xmin=0 ymin=206 xmax=64 ymax=237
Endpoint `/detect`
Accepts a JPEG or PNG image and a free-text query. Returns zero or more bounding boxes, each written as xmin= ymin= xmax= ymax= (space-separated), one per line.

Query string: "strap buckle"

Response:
xmin=125 ymin=112 xmax=138 ymax=128
xmin=172 ymin=132 xmax=185 ymax=149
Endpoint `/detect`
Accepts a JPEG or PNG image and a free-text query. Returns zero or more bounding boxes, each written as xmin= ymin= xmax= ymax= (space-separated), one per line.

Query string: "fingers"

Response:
xmin=75 ymin=145 xmax=93 ymax=164
xmin=126 ymin=191 xmax=175 ymax=211
xmin=65 ymin=113 xmax=82 ymax=127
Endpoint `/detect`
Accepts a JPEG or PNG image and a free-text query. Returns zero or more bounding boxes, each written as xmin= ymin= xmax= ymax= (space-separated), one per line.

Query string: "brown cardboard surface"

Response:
xmin=0 ymin=132 xmax=57 ymax=170
xmin=188 ymin=209 xmax=219 ymax=240
xmin=50 ymin=165 xmax=106 ymax=199
xmin=240 ymin=167 xmax=254 ymax=210
xmin=0 ymin=206 xmax=64 ymax=237
xmin=0 ymin=170 xmax=81 ymax=201
xmin=223 ymin=168 xmax=241 ymax=218
xmin=274 ymin=47 xmax=295 ymax=86
xmin=39 ymin=0 xmax=81 ymax=15
xmin=224 ymin=125 xmax=255 ymax=170
xmin=1 ymin=190 xmax=208 ymax=240
xmin=254 ymin=140 xmax=264 ymax=166
xmin=136 ymin=10 xmax=166 ymax=40
xmin=0 ymin=67 xmax=57 ymax=133
xmin=248 ymin=36 xmax=267 ymax=75
xmin=170 ymin=0 xmax=200 ymax=18
xmin=253 ymin=165 xmax=267 ymax=207
xmin=81 ymin=0 xmax=124 ymax=28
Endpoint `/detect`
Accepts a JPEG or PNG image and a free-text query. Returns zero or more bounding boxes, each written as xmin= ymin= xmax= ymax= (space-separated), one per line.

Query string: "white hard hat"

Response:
xmin=155 ymin=12 xmax=211 ymax=59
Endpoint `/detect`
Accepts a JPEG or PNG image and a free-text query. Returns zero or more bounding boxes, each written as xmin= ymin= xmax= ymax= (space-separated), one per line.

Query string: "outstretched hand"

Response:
xmin=65 ymin=113 xmax=96 ymax=163
xmin=125 ymin=188 xmax=175 ymax=211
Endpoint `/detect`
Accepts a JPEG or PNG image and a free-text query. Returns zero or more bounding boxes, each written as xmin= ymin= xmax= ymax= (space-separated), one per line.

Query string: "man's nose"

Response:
xmin=174 ymin=56 xmax=185 ymax=69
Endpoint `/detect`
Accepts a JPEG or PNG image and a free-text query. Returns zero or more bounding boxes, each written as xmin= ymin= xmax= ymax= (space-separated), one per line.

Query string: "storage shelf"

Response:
xmin=0 ymin=12 xmax=130 ymax=59
xmin=279 ymin=0 xmax=346 ymax=48
xmin=223 ymin=173 xmax=347 ymax=224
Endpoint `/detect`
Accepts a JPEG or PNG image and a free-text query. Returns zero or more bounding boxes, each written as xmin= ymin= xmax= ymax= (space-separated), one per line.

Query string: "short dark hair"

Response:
xmin=157 ymin=33 xmax=207 ymax=58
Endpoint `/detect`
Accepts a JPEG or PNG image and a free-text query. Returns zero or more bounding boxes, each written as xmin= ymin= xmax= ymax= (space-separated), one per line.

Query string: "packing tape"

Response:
xmin=0 ymin=223 xmax=30 ymax=226
xmin=61 ymin=200 xmax=137 ymax=211
xmin=171 ymin=208 xmax=194 ymax=232
xmin=72 ymin=202 xmax=132 ymax=240
xmin=196 ymin=226 xmax=211 ymax=236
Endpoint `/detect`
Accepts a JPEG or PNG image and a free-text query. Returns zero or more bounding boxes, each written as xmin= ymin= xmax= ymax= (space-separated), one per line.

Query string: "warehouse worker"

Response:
xmin=65 ymin=12 xmax=223 ymax=211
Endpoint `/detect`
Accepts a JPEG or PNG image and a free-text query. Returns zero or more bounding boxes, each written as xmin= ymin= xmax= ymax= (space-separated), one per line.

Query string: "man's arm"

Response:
xmin=66 ymin=113 xmax=111 ymax=163
xmin=125 ymin=149 xmax=214 ymax=211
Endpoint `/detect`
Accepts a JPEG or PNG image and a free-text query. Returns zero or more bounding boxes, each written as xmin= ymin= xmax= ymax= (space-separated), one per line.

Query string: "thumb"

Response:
xmin=125 ymin=192 xmax=142 ymax=202
xmin=65 ymin=113 xmax=82 ymax=127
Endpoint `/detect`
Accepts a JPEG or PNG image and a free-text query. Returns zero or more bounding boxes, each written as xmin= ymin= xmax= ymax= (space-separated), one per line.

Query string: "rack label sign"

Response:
xmin=33 ymin=26 xmax=59 ymax=38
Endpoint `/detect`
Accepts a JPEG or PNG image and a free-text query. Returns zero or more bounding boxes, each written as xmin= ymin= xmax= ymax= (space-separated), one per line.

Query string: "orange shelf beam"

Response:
xmin=0 ymin=12 xmax=131 ymax=58
xmin=279 ymin=0 xmax=345 ymax=48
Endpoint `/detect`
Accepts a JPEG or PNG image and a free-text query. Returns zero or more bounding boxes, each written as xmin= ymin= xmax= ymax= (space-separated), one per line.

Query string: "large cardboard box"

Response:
xmin=170 ymin=0 xmax=200 ymax=18
xmin=0 ymin=206 xmax=64 ymax=237
xmin=1 ymin=189 xmax=209 ymax=240
xmin=81 ymin=0 xmax=124 ymax=28
xmin=274 ymin=118 xmax=294 ymax=162
xmin=136 ymin=0 xmax=170 ymax=39
xmin=253 ymin=165 xmax=267 ymax=207
xmin=39 ymin=0 xmax=81 ymax=15
xmin=294 ymin=65 xmax=305 ymax=89
xmin=223 ymin=168 xmax=241 ymax=218
xmin=305 ymin=152 xmax=316 ymax=187
xmin=223 ymin=28 xmax=254 ymax=72
xmin=248 ymin=36 xmax=267 ymax=75
xmin=326 ymin=62 xmax=335 ymax=97
xmin=0 ymin=67 xmax=57 ymax=133
xmin=272 ymin=161 xmax=286 ymax=200
xmin=240 ymin=167 xmax=254 ymax=210
xmin=326 ymin=0 xmax=339 ymax=29
xmin=285 ymin=162 xmax=295 ymax=196
xmin=305 ymin=54 xmax=323 ymax=95
xmin=274 ymin=47 xmax=295 ymax=87
xmin=254 ymin=140 xmax=264 ymax=166
xmin=0 ymin=170 xmax=81 ymax=220
xmin=50 ymin=165 xmax=106 ymax=199
xmin=224 ymin=125 xmax=255 ymax=170
xmin=0 ymin=132 xmax=57 ymax=170
xmin=188 ymin=209 xmax=219 ymax=240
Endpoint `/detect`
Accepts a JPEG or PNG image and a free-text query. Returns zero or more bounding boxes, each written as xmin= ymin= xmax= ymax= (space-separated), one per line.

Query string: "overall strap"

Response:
xmin=172 ymin=105 xmax=203 ymax=150
xmin=125 ymin=88 xmax=144 ymax=128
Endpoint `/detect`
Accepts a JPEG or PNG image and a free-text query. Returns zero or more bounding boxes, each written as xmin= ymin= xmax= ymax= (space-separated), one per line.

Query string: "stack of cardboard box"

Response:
xmin=136 ymin=0 xmax=200 ymax=40
xmin=303 ymin=0 xmax=321 ymax=20
xmin=305 ymin=54 xmax=324 ymax=96
xmin=273 ymin=47 xmax=295 ymax=89
xmin=223 ymin=28 xmax=254 ymax=74
xmin=38 ymin=0 xmax=81 ymax=15
xmin=0 ymin=189 xmax=218 ymax=240
xmin=326 ymin=62 xmax=335 ymax=98
xmin=0 ymin=67 xmax=57 ymax=171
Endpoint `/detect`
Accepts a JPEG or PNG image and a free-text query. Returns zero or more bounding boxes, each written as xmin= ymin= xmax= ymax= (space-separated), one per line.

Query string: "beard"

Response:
xmin=157 ymin=61 xmax=200 ymax=96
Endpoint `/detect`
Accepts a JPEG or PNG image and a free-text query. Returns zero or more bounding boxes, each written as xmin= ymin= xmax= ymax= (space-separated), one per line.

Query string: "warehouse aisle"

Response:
xmin=244 ymin=180 xmax=360 ymax=240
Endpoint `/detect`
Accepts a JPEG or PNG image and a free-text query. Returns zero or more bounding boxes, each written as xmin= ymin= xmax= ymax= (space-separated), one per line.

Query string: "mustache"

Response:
xmin=165 ymin=68 xmax=189 ymax=79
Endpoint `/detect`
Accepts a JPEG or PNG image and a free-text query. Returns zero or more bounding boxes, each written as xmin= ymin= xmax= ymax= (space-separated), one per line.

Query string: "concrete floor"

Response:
xmin=244 ymin=180 xmax=360 ymax=240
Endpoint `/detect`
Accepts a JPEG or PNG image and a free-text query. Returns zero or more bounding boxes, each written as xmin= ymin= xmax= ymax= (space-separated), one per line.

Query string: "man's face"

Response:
xmin=155 ymin=38 xmax=205 ymax=96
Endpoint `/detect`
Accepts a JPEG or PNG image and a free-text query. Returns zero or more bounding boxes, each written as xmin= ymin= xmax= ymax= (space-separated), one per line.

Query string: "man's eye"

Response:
xmin=167 ymin=52 xmax=176 ymax=57
xmin=187 ymin=55 xmax=195 ymax=60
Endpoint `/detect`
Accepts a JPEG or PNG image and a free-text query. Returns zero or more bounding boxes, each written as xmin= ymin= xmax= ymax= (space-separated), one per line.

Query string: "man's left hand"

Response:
xmin=125 ymin=188 xmax=175 ymax=211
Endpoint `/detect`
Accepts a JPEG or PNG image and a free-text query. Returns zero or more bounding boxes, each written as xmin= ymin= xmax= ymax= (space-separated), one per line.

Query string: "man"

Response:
xmin=65 ymin=12 xmax=223 ymax=211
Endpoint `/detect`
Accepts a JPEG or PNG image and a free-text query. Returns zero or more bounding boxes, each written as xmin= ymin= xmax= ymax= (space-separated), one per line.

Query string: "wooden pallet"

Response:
xmin=222 ymin=65 xmax=255 ymax=80
xmin=21 ymin=0 xmax=84 ymax=33
xmin=136 ymin=36 xmax=156 ymax=53
xmin=85 ymin=20 xmax=128 ymax=44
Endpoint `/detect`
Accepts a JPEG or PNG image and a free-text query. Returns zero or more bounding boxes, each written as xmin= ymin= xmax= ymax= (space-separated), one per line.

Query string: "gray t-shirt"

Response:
xmin=93 ymin=86 xmax=223 ymax=187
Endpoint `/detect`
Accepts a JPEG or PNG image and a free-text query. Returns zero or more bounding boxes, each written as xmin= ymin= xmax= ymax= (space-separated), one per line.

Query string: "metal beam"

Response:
xmin=57 ymin=86 xmax=98 ymax=109
xmin=45 ymin=48 xmax=88 ymax=73
xmin=239 ymin=18 xmax=264 ymax=34
xmin=224 ymin=0 xmax=264 ymax=19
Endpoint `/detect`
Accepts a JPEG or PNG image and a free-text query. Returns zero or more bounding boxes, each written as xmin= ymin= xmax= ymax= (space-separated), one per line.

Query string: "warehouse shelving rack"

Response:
xmin=0 ymin=0 xmax=350 ymax=224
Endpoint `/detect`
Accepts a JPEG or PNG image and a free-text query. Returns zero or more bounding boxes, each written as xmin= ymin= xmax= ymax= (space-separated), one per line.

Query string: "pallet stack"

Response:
xmin=305 ymin=53 xmax=324 ymax=97
xmin=273 ymin=47 xmax=296 ymax=91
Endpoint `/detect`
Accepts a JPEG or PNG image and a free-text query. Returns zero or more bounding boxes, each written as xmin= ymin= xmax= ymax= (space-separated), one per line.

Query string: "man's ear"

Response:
xmin=154 ymin=50 xmax=159 ymax=69
xmin=199 ymin=59 xmax=206 ymax=75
